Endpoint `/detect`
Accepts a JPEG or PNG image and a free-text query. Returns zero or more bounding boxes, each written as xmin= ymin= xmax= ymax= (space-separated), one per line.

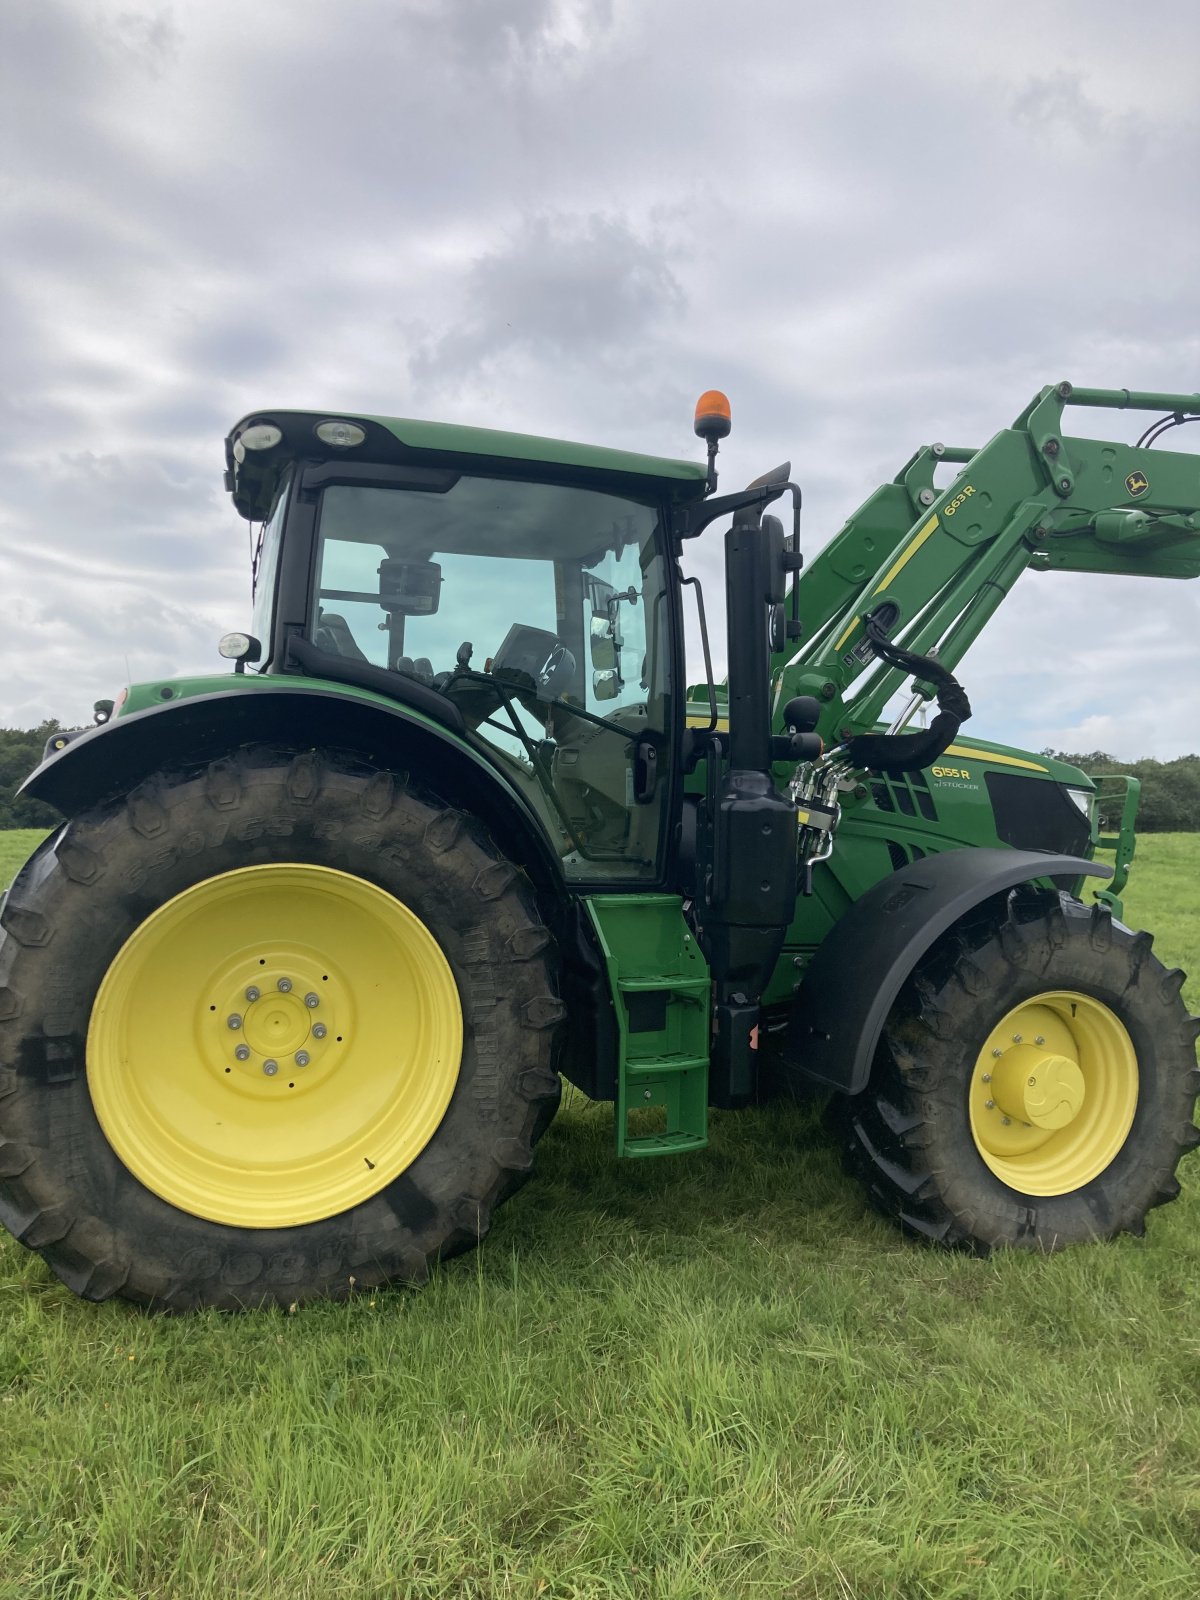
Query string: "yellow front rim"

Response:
xmin=968 ymin=990 xmax=1138 ymax=1196
xmin=87 ymin=865 xmax=463 ymax=1228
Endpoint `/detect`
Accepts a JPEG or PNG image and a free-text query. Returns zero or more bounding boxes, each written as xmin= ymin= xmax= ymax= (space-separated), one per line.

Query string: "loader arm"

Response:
xmin=775 ymin=383 xmax=1200 ymax=742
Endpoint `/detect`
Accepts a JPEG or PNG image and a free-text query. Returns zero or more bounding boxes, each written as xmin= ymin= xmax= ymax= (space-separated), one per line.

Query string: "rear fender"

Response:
xmin=783 ymin=847 xmax=1111 ymax=1094
xmin=20 ymin=685 xmax=565 ymax=892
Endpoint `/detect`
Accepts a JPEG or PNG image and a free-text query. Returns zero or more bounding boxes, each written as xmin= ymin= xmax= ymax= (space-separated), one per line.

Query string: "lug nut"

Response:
xmin=982 ymin=1073 xmax=991 ymax=1083
xmin=277 ymin=977 xmax=293 ymax=993
xmin=234 ymin=1044 xmax=250 ymax=1062
xmin=295 ymin=1051 xmax=310 ymax=1067
xmin=1028 ymin=1076 xmax=1037 ymax=1086
xmin=245 ymin=985 xmax=261 ymax=1003
xmin=227 ymin=1014 xmax=242 ymax=1030
xmin=985 ymin=1099 xmax=995 ymax=1110
xmin=312 ymin=1023 xmax=328 ymax=1039
xmin=304 ymin=992 xmax=320 ymax=1009
xmin=1001 ymin=1116 xmax=1012 ymax=1126
xmin=992 ymin=1048 xmax=1002 ymax=1058
xmin=1012 ymin=1034 xmax=1023 ymax=1043
xmin=1035 ymin=1035 xmax=1045 ymax=1045
xmin=263 ymin=1059 xmax=279 ymax=1077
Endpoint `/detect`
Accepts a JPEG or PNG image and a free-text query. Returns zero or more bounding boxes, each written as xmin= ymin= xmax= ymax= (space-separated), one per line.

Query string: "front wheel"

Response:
xmin=0 ymin=748 xmax=564 ymax=1309
xmin=834 ymin=892 xmax=1200 ymax=1250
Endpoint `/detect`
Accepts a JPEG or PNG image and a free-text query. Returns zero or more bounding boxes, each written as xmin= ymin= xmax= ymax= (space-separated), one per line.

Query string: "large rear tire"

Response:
xmin=0 ymin=748 xmax=563 ymax=1309
xmin=833 ymin=892 xmax=1200 ymax=1250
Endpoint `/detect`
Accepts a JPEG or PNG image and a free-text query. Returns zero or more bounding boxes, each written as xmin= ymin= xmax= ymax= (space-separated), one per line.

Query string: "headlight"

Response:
xmin=1065 ymin=787 xmax=1097 ymax=824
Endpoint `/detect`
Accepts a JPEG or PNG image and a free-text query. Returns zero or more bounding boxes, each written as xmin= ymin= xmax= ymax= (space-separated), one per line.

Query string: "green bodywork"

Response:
xmin=81 ymin=383 xmax=1200 ymax=1157
xmin=121 ymin=672 xmax=442 ymax=724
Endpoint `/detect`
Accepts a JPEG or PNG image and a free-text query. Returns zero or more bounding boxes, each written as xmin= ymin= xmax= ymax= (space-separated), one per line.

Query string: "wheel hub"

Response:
xmin=990 ymin=1043 xmax=1085 ymax=1131
xmin=218 ymin=965 xmax=335 ymax=1089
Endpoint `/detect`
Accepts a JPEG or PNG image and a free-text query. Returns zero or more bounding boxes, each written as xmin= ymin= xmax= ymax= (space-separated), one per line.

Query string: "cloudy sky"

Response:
xmin=2 ymin=0 xmax=1198 ymax=759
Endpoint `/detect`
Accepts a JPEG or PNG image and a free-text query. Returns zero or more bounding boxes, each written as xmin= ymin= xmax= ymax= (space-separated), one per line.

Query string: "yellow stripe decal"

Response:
xmin=833 ymin=514 xmax=940 ymax=652
xmin=943 ymin=744 xmax=1047 ymax=772
xmin=681 ymin=726 xmax=1044 ymax=772
xmin=875 ymin=513 xmax=940 ymax=594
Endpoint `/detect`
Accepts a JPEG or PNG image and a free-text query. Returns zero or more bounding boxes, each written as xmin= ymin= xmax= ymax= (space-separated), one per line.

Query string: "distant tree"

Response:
xmin=0 ymin=724 xmax=66 ymax=829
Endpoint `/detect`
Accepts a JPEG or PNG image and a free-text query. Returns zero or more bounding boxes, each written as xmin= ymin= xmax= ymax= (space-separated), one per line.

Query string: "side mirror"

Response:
xmin=589 ymin=614 xmax=618 ymax=671
xmin=585 ymin=573 xmax=616 ymax=618
xmin=592 ymin=669 xmax=620 ymax=702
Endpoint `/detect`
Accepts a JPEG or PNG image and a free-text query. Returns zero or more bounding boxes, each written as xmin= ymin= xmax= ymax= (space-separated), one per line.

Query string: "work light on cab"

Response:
xmin=315 ymin=419 xmax=366 ymax=449
xmin=217 ymin=632 xmax=262 ymax=673
xmin=232 ymin=421 xmax=283 ymax=461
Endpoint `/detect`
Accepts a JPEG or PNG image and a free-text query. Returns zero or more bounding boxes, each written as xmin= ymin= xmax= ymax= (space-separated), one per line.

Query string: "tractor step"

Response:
xmin=585 ymin=894 xmax=711 ymax=1157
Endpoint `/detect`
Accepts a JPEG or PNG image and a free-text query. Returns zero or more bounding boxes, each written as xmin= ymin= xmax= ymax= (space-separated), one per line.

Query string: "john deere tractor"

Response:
xmin=1 ymin=383 xmax=1198 ymax=1309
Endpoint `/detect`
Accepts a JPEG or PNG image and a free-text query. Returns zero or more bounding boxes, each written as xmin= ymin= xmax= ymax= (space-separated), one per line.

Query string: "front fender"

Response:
xmin=783 ymin=847 xmax=1111 ymax=1094
xmin=20 ymin=683 xmax=565 ymax=892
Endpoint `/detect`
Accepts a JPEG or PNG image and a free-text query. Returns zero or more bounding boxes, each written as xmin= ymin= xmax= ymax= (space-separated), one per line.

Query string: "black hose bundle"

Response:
xmin=844 ymin=617 xmax=972 ymax=777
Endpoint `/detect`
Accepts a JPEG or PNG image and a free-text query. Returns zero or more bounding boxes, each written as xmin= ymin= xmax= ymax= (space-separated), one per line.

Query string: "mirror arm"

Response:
xmin=678 ymin=481 xmax=787 ymax=541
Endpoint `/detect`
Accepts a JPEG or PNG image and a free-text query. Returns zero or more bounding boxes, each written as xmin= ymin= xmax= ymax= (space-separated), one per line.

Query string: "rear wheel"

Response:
xmin=0 ymin=748 xmax=563 ymax=1309
xmin=834 ymin=893 xmax=1200 ymax=1250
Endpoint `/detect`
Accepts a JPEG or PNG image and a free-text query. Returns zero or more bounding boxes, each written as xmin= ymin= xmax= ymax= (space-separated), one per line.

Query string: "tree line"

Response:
xmin=0 ymin=724 xmax=65 ymax=828
xmin=0 ymin=722 xmax=1197 ymax=831
xmin=1046 ymin=751 xmax=1200 ymax=833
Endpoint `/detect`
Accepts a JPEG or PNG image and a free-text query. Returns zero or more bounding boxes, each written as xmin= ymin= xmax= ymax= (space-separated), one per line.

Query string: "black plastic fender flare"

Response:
xmin=18 ymin=684 xmax=566 ymax=892
xmin=784 ymin=847 xmax=1112 ymax=1094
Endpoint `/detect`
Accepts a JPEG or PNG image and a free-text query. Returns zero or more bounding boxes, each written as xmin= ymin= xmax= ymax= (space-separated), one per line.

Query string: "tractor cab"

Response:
xmin=224 ymin=410 xmax=710 ymax=883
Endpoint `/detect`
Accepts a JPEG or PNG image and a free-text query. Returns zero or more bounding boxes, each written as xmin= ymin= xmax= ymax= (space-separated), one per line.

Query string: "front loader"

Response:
xmin=1 ymin=383 xmax=1197 ymax=1309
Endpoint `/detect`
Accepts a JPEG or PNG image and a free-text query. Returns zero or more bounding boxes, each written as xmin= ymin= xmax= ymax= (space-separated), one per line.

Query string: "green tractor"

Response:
xmin=1 ymin=383 xmax=1198 ymax=1309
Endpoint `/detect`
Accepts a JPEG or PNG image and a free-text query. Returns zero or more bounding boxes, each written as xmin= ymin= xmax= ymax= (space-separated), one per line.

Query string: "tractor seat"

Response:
xmin=315 ymin=610 xmax=369 ymax=663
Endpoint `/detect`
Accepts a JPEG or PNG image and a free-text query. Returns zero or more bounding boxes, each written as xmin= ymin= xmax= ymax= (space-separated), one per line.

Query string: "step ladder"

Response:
xmin=585 ymin=894 xmax=710 ymax=1157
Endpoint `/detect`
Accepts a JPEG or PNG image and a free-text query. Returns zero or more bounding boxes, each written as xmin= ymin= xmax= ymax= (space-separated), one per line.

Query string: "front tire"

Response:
xmin=834 ymin=892 xmax=1200 ymax=1250
xmin=0 ymin=748 xmax=563 ymax=1309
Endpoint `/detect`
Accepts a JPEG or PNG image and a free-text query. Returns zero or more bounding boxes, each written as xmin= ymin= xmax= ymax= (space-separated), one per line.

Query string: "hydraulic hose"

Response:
xmin=843 ymin=617 xmax=972 ymax=777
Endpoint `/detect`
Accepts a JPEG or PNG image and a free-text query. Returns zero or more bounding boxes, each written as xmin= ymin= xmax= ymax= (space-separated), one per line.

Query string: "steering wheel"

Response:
xmin=490 ymin=624 xmax=578 ymax=701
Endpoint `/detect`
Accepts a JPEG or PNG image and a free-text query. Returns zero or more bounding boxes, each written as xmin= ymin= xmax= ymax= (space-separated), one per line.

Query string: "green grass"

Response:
xmin=1 ymin=833 xmax=1198 ymax=1598
xmin=0 ymin=829 xmax=49 ymax=891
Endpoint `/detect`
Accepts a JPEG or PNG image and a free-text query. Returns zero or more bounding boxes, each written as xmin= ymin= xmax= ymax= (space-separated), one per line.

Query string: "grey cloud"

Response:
xmin=1010 ymin=72 xmax=1149 ymax=156
xmin=100 ymin=5 xmax=183 ymax=76
xmin=178 ymin=319 xmax=293 ymax=383
xmin=409 ymin=0 xmax=619 ymax=78
xmin=409 ymin=212 xmax=685 ymax=395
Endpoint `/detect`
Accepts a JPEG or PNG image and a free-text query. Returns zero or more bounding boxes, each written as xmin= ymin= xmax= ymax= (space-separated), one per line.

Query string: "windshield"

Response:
xmin=309 ymin=473 xmax=672 ymax=881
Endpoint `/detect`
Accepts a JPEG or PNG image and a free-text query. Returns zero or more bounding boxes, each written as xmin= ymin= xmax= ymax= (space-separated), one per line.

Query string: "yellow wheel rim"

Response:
xmin=968 ymin=990 xmax=1138 ymax=1197
xmin=87 ymin=864 xmax=463 ymax=1228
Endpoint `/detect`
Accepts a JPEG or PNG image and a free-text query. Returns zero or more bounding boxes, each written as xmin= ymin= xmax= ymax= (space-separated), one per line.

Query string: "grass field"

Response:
xmin=1 ymin=831 xmax=1198 ymax=1598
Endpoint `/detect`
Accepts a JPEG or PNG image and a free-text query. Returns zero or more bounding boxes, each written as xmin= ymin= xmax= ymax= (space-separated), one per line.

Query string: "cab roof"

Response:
xmin=224 ymin=408 xmax=709 ymax=521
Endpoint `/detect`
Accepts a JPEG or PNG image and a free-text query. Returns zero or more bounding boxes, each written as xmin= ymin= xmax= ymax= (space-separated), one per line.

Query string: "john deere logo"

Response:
xmin=1125 ymin=470 xmax=1149 ymax=498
